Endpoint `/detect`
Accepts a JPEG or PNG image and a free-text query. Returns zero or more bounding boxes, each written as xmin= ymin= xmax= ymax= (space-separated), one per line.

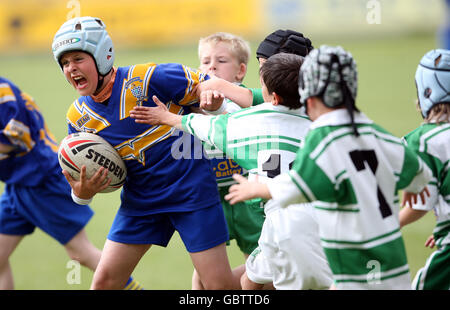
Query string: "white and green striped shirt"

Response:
xmin=267 ymin=109 xmax=432 ymax=289
xmin=404 ymin=122 xmax=450 ymax=248
xmin=182 ymin=102 xmax=311 ymax=180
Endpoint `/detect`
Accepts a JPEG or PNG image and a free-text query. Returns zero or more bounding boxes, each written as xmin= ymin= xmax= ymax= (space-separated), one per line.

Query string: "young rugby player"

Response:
xmin=52 ymin=16 xmax=241 ymax=289
xmin=192 ymin=32 xmax=263 ymax=289
xmin=399 ymin=49 xmax=450 ymax=290
xmin=130 ymin=53 xmax=333 ymax=290
xmin=225 ymin=46 xmax=433 ymax=289
xmin=198 ymin=29 xmax=313 ymax=113
xmin=0 ymin=77 xmax=141 ymax=290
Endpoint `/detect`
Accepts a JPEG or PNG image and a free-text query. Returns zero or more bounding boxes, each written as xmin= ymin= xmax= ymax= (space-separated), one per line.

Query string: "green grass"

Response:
xmin=0 ymin=33 xmax=439 ymax=289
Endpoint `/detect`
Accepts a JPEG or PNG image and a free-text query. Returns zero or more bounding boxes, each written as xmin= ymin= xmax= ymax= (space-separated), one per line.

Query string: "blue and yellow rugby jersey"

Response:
xmin=66 ymin=63 xmax=220 ymax=216
xmin=0 ymin=77 xmax=60 ymax=186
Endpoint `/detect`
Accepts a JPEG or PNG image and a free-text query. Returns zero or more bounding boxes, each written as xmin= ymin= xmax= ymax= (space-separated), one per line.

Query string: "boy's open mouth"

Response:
xmin=73 ymin=76 xmax=88 ymax=89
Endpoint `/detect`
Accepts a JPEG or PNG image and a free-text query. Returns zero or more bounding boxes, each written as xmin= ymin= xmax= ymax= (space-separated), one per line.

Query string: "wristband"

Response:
xmin=71 ymin=189 xmax=93 ymax=205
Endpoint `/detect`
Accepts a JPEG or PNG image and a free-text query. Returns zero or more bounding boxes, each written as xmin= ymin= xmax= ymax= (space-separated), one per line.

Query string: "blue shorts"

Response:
xmin=0 ymin=174 xmax=94 ymax=245
xmin=107 ymin=203 xmax=229 ymax=253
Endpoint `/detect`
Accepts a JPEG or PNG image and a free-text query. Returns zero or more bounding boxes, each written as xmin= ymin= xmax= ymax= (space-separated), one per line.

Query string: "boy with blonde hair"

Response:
xmin=194 ymin=32 xmax=264 ymax=289
xmin=198 ymin=32 xmax=250 ymax=85
xmin=198 ymin=30 xmax=313 ymax=112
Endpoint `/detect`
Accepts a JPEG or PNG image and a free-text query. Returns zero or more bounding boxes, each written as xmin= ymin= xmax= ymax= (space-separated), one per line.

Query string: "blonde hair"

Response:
xmin=426 ymin=103 xmax=450 ymax=123
xmin=198 ymin=32 xmax=251 ymax=66
xmin=417 ymin=101 xmax=450 ymax=123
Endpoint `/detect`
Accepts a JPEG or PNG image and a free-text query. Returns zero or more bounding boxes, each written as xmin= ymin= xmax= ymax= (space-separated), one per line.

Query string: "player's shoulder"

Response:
xmin=405 ymin=122 xmax=450 ymax=149
xmin=0 ymin=78 xmax=23 ymax=112
xmin=404 ymin=123 xmax=443 ymax=142
xmin=127 ymin=62 xmax=203 ymax=84
xmin=0 ymin=77 xmax=18 ymax=101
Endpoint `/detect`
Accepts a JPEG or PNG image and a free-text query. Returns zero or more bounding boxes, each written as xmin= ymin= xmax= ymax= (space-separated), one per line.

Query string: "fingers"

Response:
xmin=225 ymin=174 xmax=250 ymax=205
xmin=90 ymin=167 xmax=110 ymax=187
xmin=424 ymin=235 xmax=435 ymax=248
xmin=62 ymin=169 xmax=75 ymax=186
xmin=79 ymin=165 xmax=87 ymax=182
xmin=224 ymin=190 xmax=240 ymax=205
xmin=232 ymin=173 xmax=248 ymax=184
xmin=401 ymin=192 xmax=414 ymax=208
xmin=129 ymin=95 xmax=168 ymax=125
xmin=420 ymin=186 xmax=430 ymax=204
xmin=152 ymin=95 xmax=166 ymax=108
xmin=200 ymin=90 xmax=224 ymax=109
xmin=200 ymin=90 xmax=212 ymax=108
xmin=98 ymin=169 xmax=112 ymax=191
xmin=424 ymin=186 xmax=430 ymax=197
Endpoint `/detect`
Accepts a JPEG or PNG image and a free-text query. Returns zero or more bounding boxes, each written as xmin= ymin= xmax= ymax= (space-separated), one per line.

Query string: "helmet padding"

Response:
xmin=52 ymin=16 xmax=114 ymax=76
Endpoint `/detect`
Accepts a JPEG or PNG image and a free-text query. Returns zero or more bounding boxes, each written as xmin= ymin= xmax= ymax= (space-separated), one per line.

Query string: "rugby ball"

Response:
xmin=58 ymin=132 xmax=127 ymax=193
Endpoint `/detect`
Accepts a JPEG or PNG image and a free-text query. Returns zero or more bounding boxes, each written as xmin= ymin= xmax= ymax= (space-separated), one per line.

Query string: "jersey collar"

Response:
xmin=310 ymin=109 xmax=372 ymax=129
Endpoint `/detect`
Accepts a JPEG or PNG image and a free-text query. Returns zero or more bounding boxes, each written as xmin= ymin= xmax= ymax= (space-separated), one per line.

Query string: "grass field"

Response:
xmin=0 ymin=33 xmax=438 ymax=289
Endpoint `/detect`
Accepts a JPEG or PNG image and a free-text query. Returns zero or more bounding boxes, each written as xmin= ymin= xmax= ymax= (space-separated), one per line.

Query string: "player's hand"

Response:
xmin=62 ymin=165 xmax=111 ymax=199
xmin=225 ymin=174 xmax=271 ymax=205
xmin=424 ymin=235 xmax=435 ymax=248
xmin=130 ymin=95 xmax=169 ymax=125
xmin=199 ymin=90 xmax=225 ymax=112
xmin=401 ymin=186 xmax=430 ymax=208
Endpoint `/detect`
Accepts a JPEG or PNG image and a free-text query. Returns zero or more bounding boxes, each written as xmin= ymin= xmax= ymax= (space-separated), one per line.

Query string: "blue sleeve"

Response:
xmin=0 ymin=80 xmax=22 ymax=146
xmin=147 ymin=63 xmax=209 ymax=107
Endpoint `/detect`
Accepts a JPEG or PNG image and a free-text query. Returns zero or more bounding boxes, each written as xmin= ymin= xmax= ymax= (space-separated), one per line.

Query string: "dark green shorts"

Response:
xmin=413 ymin=243 xmax=450 ymax=290
xmin=219 ymin=186 xmax=265 ymax=255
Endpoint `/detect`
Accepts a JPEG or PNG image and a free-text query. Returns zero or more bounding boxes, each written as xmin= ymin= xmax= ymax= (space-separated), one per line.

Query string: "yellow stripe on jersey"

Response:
xmin=0 ymin=82 xmax=16 ymax=104
xmin=67 ymin=99 xmax=111 ymax=133
xmin=4 ymin=119 xmax=35 ymax=152
xmin=178 ymin=65 xmax=206 ymax=106
xmin=22 ymin=92 xmax=59 ymax=152
xmin=39 ymin=128 xmax=59 ymax=152
xmin=120 ymin=63 xmax=157 ymax=119
xmin=115 ymin=102 xmax=183 ymax=165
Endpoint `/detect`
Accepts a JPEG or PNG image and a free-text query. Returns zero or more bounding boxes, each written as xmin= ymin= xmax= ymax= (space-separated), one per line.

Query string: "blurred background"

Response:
xmin=0 ymin=0 xmax=447 ymax=289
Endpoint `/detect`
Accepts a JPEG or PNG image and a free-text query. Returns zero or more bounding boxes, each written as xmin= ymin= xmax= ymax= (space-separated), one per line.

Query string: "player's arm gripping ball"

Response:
xmin=63 ymin=165 xmax=111 ymax=200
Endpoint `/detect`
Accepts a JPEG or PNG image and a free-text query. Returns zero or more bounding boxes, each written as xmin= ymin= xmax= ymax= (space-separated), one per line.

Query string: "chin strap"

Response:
xmin=92 ymin=67 xmax=117 ymax=103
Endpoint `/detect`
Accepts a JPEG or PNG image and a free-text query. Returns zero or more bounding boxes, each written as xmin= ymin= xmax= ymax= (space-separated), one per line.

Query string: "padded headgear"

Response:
xmin=52 ymin=16 xmax=114 ymax=76
xmin=298 ymin=45 xmax=357 ymax=107
xmin=415 ymin=49 xmax=450 ymax=118
xmin=256 ymin=29 xmax=313 ymax=60
xmin=298 ymin=45 xmax=359 ymax=135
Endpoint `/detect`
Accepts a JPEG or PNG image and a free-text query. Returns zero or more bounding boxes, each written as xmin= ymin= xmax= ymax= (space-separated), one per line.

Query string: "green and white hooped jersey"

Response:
xmin=404 ymin=123 xmax=450 ymax=247
xmin=267 ymin=109 xmax=432 ymax=289
xmin=202 ymin=96 xmax=248 ymax=188
xmin=201 ymin=83 xmax=252 ymax=187
xmin=182 ymin=102 xmax=311 ymax=181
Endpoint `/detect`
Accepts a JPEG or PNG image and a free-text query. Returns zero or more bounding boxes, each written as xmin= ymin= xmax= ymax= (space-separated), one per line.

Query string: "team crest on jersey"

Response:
xmin=125 ymin=77 xmax=148 ymax=106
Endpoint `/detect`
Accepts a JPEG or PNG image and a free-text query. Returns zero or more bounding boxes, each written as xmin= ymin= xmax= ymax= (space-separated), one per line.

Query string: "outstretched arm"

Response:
xmin=196 ymin=78 xmax=253 ymax=110
xmin=130 ymin=95 xmax=184 ymax=130
xmin=399 ymin=205 xmax=428 ymax=228
xmin=399 ymin=187 xmax=430 ymax=227
xmin=225 ymin=174 xmax=272 ymax=205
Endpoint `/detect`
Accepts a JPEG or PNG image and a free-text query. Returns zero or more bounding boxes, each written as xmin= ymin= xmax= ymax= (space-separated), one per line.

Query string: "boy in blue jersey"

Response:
xmin=0 ymin=77 xmax=142 ymax=290
xmin=52 ymin=17 xmax=241 ymax=289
